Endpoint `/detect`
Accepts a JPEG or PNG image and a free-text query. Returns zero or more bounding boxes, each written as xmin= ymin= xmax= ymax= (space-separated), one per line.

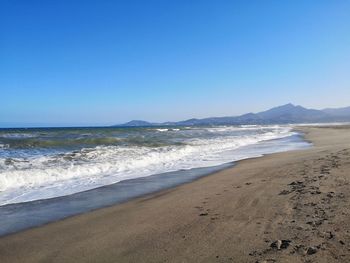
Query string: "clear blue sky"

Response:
xmin=1 ymin=0 xmax=350 ymax=127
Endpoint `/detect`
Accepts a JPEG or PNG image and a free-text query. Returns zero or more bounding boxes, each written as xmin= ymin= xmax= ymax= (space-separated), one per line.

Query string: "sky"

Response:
xmin=1 ymin=0 xmax=350 ymax=127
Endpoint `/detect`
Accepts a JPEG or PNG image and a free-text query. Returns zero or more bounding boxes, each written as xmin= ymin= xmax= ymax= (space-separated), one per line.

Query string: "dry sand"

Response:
xmin=1 ymin=126 xmax=350 ymax=263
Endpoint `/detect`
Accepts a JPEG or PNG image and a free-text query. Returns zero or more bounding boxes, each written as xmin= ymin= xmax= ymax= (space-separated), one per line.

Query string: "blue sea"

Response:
xmin=0 ymin=125 xmax=309 ymax=206
xmin=0 ymin=124 xmax=313 ymax=236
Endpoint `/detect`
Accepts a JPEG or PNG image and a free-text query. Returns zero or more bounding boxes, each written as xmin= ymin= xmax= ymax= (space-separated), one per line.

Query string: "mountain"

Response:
xmin=322 ymin=106 xmax=350 ymax=117
xmin=256 ymin=103 xmax=329 ymax=123
xmin=118 ymin=120 xmax=153 ymax=127
xmin=115 ymin=104 xmax=350 ymax=127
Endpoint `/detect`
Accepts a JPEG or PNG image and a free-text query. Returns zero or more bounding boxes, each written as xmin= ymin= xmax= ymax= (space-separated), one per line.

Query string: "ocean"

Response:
xmin=0 ymin=125 xmax=309 ymax=206
xmin=0 ymin=124 xmax=313 ymax=236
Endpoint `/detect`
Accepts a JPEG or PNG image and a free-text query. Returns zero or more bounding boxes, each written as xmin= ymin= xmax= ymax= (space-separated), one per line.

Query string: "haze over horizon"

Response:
xmin=1 ymin=1 xmax=350 ymax=127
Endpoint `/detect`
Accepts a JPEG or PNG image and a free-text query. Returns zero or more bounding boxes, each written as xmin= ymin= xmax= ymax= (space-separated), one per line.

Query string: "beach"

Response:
xmin=1 ymin=126 xmax=350 ymax=262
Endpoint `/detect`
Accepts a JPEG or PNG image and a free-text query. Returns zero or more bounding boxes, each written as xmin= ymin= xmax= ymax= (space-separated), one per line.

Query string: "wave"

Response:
xmin=0 ymin=126 xmax=296 ymax=205
xmin=0 ymin=137 xmax=123 ymax=149
xmin=0 ymin=134 xmax=184 ymax=149
xmin=0 ymin=144 xmax=9 ymax=149
xmin=153 ymin=128 xmax=180 ymax=132
xmin=0 ymin=133 xmax=39 ymax=139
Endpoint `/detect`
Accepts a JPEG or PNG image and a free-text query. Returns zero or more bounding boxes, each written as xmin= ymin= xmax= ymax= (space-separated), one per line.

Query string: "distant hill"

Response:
xmin=322 ymin=106 xmax=350 ymax=117
xmin=119 ymin=120 xmax=153 ymax=127
xmin=113 ymin=104 xmax=350 ymax=127
xmin=255 ymin=103 xmax=329 ymax=123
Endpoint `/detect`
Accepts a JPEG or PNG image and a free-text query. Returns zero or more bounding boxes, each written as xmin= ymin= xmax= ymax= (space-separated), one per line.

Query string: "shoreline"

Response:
xmin=0 ymin=132 xmax=308 ymax=237
xmin=0 ymin=125 xmax=296 ymax=206
xmin=1 ymin=126 xmax=350 ymax=262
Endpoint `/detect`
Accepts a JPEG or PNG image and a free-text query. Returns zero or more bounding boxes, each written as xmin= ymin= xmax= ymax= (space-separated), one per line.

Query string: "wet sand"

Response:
xmin=1 ymin=126 xmax=350 ymax=263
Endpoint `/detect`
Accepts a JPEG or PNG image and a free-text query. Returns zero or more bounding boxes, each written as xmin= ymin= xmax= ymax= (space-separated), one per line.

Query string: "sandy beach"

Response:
xmin=1 ymin=126 xmax=350 ymax=263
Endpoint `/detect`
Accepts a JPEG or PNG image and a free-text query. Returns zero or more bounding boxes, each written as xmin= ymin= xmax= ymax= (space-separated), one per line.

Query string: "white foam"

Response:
xmin=0 ymin=133 xmax=38 ymax=139
xmin=0 ymin=126 xmax=299 ymax=205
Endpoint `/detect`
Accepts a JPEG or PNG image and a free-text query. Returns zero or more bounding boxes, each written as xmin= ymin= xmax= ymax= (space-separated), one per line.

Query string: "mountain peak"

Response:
xmin=283 ymin=103 xmax=295 ymax=107
xmin=275 ymin=103 xmax=299 ymax=109
xmin=115 ymin=120 xmax=152 ymax=127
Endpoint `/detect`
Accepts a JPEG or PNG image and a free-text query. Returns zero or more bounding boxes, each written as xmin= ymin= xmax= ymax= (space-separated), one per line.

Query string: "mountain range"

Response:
xmin=115 ymin=104 xmax=350 ymax=127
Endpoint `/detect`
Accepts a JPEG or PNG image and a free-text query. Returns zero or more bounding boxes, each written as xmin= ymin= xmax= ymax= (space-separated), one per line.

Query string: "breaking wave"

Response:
xmin=0 ymin=125 xmax=301 ymax=205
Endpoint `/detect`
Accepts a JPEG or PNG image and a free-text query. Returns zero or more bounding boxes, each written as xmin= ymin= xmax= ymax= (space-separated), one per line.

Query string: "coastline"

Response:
xmin=0 ymin=132 xmax=307 ymax=237
xmin=1 ymin=126 xmax=350 ymax=262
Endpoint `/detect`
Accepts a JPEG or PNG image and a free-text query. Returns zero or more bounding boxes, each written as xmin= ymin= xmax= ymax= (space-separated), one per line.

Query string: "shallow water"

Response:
xmin=0 ymin=125 xmax=305 ymax=205
xmin=0 ymin=133 xmax=310 ymax=236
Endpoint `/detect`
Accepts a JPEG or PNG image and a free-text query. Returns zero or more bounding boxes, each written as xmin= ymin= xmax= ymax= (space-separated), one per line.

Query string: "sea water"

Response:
xmin=0 ymin=125 xmax=308 ymax=206
xmin=0 ymin=125 xmax=312 ymax=236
